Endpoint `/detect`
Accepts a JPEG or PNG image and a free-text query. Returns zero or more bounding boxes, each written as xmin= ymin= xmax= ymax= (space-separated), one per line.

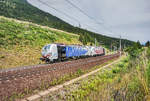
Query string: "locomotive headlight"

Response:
xmin=46 ymin=53 xmax=52 ymax=58
xmin=42 ymin=53 xmax=52 ymax=58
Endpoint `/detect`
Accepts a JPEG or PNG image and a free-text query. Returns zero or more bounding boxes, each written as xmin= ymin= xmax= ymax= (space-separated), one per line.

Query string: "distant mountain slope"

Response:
xmin=0 ymin=0 xmax=134 ymax=48
xmin=0 ymin=0 xmax=70 ymax=28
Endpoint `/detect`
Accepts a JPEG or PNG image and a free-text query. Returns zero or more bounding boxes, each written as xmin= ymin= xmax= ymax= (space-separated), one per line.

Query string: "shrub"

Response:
xmin=112 ymin=67 xmax=121 ymax=74
xmin=118 ymin=63 xmax=124 ymax=68
xmin=123 ymin=58 xmax=128 ymax=63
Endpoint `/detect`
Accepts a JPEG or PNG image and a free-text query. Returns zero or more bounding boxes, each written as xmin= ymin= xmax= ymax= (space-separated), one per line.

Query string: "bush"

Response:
xmin=112 ymin=67 xmax=121 ymax=74
xmin=123 ymin=58 xmax=128 ymax=63
xmin=118 ymin=63 xmax=124 ymax=68
xmin=125 ymin=42 xmax=143 ymax=59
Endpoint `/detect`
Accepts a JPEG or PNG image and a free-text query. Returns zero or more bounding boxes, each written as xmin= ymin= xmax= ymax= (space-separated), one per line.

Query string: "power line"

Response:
xmin=64 ymin=0 xmax=114 ymax=33
xmin=64 ymin=0 xmax=103 ymax=24
xmin=39 ymin=0 xmax=114 ymax=34
xmin=38 ymin=0 xmax=80 ymax=24
xmin=37 ymin=0 xmax=102 ymax=34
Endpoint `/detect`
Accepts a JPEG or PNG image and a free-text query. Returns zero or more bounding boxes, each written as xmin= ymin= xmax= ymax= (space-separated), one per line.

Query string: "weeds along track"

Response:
xmin=0 ymin=53 xmax=120 ymax=101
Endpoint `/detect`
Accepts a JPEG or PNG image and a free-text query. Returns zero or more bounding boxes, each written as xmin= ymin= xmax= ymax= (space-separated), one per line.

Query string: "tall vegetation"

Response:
xmin=125 ymin=41 xmax=143 ymax=58
xmin=0 ymin=0 xmax=134 ymax=48
xmin=124 ymin=42 xmax=150 ymax=100
xmin=59 ymin=43 xmax=150 ymax=101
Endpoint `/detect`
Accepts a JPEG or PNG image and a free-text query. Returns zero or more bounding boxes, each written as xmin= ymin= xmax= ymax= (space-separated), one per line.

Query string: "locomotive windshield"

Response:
xmin=43 ymin=45 xmax=51 ymax=51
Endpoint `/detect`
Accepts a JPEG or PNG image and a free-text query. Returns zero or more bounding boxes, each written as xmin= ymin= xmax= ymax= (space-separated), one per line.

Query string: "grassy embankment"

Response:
xmin=0 ymin=16 xmax=81 ymax=69
xmin=65 ymin=48 xmax=150 ymax=101
xmin=43 ymin=47 xmax=150 ymax=101
xmin=41 ymin=56 xmax=128 ymax=101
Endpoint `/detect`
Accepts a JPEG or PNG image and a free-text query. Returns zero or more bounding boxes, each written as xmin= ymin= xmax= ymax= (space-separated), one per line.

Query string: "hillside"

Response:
xmin=0 ymin=0 xmax=134 ymax=48
xmin=0 ymin=16 xmax=81 ymax=69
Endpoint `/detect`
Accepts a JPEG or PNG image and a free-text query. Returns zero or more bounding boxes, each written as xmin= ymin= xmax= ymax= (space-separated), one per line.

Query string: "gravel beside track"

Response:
xmin=0 ymin=53 xmax=120 ymax=101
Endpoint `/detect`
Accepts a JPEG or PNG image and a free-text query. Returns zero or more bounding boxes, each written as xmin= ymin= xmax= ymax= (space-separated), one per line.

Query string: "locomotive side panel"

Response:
xmin=66 ymin=46 xmax=88 ymax=58
xmin=41 ymin=44 xmax=105 ymax=63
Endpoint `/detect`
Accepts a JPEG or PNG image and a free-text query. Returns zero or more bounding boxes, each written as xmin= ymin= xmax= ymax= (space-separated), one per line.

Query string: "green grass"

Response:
xmin=47 ymin=49 xmax=149 ymax=101
xmin=66 ymin=57 xmax=128 ymax=101
xmin=0 ymin=16 xmax=81 ymax=69
xmin=0 ymin=16 xmax=80 ymax=48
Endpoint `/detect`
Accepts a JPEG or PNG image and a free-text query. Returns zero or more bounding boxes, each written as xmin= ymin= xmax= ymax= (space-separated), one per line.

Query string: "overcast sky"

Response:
xmin=27 ymin=0 xmax=150 ymax=43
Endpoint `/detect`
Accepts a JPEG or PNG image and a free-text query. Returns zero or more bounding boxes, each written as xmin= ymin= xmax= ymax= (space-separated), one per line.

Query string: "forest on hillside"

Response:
xmin=0 ymin=0 xmax=134 ymax=48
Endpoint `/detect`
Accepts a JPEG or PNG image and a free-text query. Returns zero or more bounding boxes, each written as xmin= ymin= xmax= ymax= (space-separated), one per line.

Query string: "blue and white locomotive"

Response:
xmin=41 ymin=43 xmax=105 ymax=63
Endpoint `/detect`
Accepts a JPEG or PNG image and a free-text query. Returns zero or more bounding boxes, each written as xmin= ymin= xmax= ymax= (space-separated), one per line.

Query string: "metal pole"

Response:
xmin=120 ymin=35 xmax=122 ymax=57
xmin=124 ymin=42 xmax=126 ymax=49
xmin=79 ymin=23 xmax=81 ymax=28
xmin=95 ymin=38 xmax=96 ymax=46
xmin=111 ymin=42 xmax=112 ymax=54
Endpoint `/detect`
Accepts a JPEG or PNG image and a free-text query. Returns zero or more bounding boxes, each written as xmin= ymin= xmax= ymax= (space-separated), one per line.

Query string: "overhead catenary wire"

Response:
xmin=37 ymin=0 xmax=103 ymax=34
xmin=38 ymin=0 xmax=80 ymax=24
xmin=64 ymin=0 xmax=115 ymax=33
xmin=64 ymin=0 xmax=104 ymax=24
xmin=38 ymin=0 xmax=115 ymax=35
xmin=46 ymin=0 xmax=113 ymax=33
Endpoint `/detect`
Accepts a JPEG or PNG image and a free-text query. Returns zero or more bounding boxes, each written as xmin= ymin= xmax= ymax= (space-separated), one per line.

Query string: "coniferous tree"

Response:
xmin=136 ymin=40 xmax=142 ymax=49
xmin=145 ymin=41 xmax=150 ymax=47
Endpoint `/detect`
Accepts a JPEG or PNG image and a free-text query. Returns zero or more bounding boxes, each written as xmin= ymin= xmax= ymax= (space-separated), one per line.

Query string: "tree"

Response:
xmin=125 ymin=41 xmax=143 ymax=58
xmin=136 ymin=40 xmax=142 ymax=49
xmin=145 ymin=41 xmax=150 ymax=47
xmin=79 ymin=34 xmax=87 ymax=45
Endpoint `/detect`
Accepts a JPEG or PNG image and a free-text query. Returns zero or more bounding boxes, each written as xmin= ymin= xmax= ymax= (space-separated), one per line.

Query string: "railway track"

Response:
xmin=0 ymin=53 xmax=120 ymax=101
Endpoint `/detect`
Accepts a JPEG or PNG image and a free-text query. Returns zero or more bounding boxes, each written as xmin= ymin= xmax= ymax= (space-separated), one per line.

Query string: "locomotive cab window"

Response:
xmin=43 ymin=45 xmax=51 ymax=51
xmin=57 ymin=45 xmax=66 ymax=58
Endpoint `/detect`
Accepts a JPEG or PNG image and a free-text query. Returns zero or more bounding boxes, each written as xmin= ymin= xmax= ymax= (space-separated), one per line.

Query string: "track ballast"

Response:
xmin=0 ymin=53 xmax=120 ymax=101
